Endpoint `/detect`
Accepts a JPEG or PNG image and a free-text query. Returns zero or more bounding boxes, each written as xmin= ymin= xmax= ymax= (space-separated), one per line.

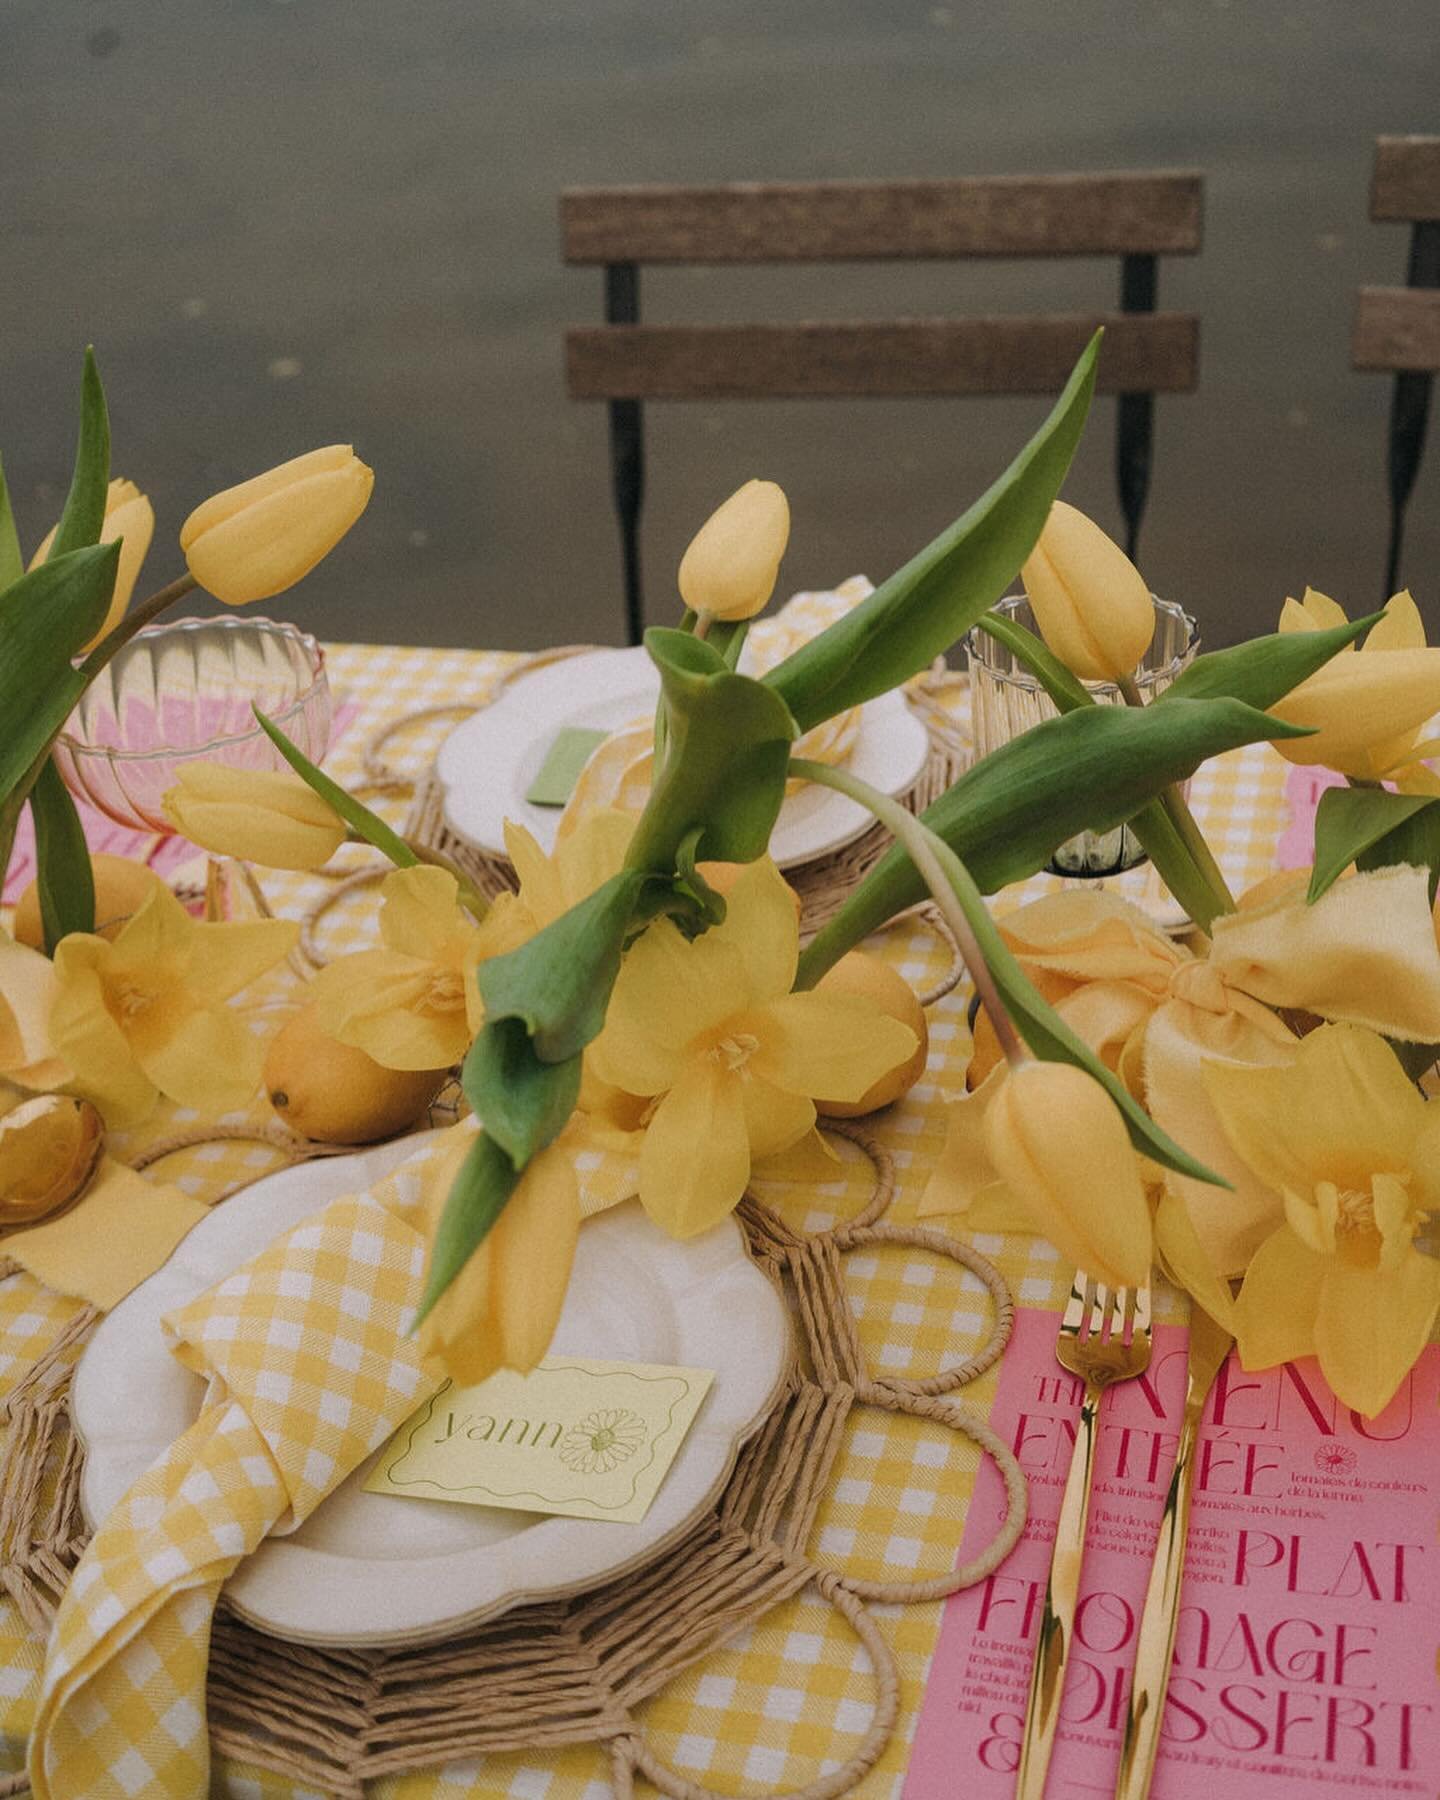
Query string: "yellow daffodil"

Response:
xmin=1268 ymin=589 xmax=1440 ymax=785
xmin=502 ymin=808 xmax=636 ymax=937
xmin=308 ymin=865 xmax=506 ymax=1071
xmin=31 ymin=477 xmax=154 ymax=651
xmin=412 ymin=1124 xmax=580 ymax=1384
xmin=589 ymin=858 xmax=917 ymax=1237
xmin=984 ymin=1058 xmax=1153 ymax=1289
xmin=180 ymin=445 xmax=373 ymax=606
xmin=677 ymin=479 xmax=790 ymax=622
xmin=161 ymin=763 xmax=347 ymax=870
xmin=0 ymin=934 xmax=71 ymax=1092
xmin=1020 ymin=500 xmax=1156 ymax=682
xmin=1204 ymin=1024 xmax=1440 ymax=1417
xmin=48 ymin=885 xmax=297 ymax=1127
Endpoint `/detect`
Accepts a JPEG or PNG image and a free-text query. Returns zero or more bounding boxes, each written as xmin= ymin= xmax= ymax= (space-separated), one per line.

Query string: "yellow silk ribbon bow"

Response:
xmin=921 ymin=865 xmax=1440 ymax=1278
xmin=28 ymin=1137 xmax=451 ymax=1800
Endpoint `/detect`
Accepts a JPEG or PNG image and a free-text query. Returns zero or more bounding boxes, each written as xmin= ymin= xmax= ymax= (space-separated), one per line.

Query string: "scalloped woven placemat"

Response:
xmin=0 ymin=1127 xmax=1023 ymax=1800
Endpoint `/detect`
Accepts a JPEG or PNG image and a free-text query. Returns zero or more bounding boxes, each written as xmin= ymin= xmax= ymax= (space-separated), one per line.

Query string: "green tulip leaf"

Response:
xmin=973 ymin=610 xmax=1093 ymax=712
xmin=623 ymin=628 xmax=796 ymax=872
xmin=462 ymin=1016 xmax=582 ymax=1168
xmin=1156 ymin=612 xmax=1380 ymax=711
xmin=0 ymin=455 xmax=22 ymax=594
xmin=1309 ymin=785 xmax=1440 ymax=904
xmin=30 ymin=758 xmax=96 ymax=950
xmin=797 ymin=696 xmax=1313 ymax=984
xmin=49 ymin=348 xmax=111 ymax=564
xmin=415 ymin=1130 xmax=520 ymax=1325
xmin=252 ymin=707 xmax=418 ymax=869
xmin=475 ymin=867 xmax=652 ymax=1064
xmin=763 ymin=333 xmax=1099 ymax=733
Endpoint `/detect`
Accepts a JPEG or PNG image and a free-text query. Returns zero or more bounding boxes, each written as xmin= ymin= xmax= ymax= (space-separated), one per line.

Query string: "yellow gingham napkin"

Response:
xmin=28 ymin=1145 xmax=445 ymax=1799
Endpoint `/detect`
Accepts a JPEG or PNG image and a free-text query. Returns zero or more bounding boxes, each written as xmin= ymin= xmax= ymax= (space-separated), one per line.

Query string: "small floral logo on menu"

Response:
xmin=1313 ymin=1441 xmax=1357 ymax=1474
xmin=559 ymin=1409 xmax=648 ymax=1474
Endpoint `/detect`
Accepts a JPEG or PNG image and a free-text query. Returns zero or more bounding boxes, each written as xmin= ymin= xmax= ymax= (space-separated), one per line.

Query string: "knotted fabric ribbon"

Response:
xmin=29 ymin=1137 xmax=450 ymax=1799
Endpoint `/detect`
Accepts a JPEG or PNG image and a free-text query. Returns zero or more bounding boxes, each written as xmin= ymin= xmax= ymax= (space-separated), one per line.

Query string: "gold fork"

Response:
xmin=1014 ymin=1271 xmax=1153 ymax=1800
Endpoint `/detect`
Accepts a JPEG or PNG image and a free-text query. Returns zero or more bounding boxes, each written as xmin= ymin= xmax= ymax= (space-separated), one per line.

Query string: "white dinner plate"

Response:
xmin=434 ymin=646 xmax=929 ymax=868
xmin=72 ymin=1135 xmax=790 ymax=1648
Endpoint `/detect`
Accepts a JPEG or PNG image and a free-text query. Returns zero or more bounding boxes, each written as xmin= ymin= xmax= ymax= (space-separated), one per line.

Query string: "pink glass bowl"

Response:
xmin=53 ymin=616 xmax=332 ymax=833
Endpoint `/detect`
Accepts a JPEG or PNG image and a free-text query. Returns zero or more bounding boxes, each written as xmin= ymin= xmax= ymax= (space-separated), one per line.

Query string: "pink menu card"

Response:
xmin=906 ymin=1309 xmax=1439 ymax=1797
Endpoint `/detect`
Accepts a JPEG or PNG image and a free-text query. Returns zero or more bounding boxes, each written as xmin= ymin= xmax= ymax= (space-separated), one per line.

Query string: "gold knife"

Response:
xmin=1113 ymin=1303 xmax=1234 ymax=1800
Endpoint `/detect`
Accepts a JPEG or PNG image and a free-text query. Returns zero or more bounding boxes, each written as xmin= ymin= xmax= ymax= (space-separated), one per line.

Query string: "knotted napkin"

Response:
xmin=29 ymin=1139 xmax=448 ymax=1800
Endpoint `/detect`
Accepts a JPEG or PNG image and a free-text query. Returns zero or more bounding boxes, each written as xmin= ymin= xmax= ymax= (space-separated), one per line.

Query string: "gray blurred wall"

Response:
xmin=2 ymin=0 xmax=1437 ymax=653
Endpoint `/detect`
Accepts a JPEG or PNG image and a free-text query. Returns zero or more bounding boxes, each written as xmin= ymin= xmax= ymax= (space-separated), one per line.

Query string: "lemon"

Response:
xmin=14 ymin=852 xmax=164 ymax=951
xmin=265 ymin=1003 xmax=447 ymax=1145
xmin=814 ymin=951 xmax=928 ymax=1117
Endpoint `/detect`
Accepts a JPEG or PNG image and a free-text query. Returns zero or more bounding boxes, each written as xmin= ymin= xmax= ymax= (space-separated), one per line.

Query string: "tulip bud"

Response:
xmin=32 ymin=478 xmax=155 ymax=651
xmin=1020 ymin=501 xmax=1155 ymax=683
xmin=983 ymin=1059 xmax=1152 ymax=1288
xmin=161 ymin=763 xmax=347 ymax=870
xmin=678 ymin=479 xmax=790 ymax=622
xmin=180 ymin=445 xmax=373 ymax=606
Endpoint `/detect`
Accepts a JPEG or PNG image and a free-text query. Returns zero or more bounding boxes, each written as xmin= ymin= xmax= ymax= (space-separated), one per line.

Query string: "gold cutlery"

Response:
xmin=1114 ymin=1301 xmax=1234 ymax=1800
xmin=1016 ymin=1272 xmax=1153 ymax=1800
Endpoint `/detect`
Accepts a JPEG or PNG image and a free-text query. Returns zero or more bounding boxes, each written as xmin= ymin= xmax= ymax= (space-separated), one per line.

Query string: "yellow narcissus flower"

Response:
xmin=180 ymin=445 xmax=373 ymax=606
xmin=48 ymin=885 xmax=297 ymax=1127
xmin=307 ymin=866 xmax=504 ymax=1071
xmin=502 ymin=808 xmax=636 ymax=938
xmin=1203 ymin=1023 xmax=1440 ymax=1418
xmin=677 ymin=479 xmax=790 ymax=622
xmin=0 ymin=935 xmax=71 ymax=1092
xmin=413 ymin=1125 xmax=581 ymax=1385
xmin=1020 ymin=500 xmax=1156 ymax=683
xmin=31 ymin=477 xmax=155 ymax=651
xmin=161 ymin=763 xmax=347 ymax=870
xmin=1268 ymin=589 xmax=1440 ymax=785
xmin=589 ymin=858 xmax=918 ymax=1237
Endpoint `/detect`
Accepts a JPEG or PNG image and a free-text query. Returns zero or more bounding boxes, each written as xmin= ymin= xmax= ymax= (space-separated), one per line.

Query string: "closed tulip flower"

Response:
xmin=678 ymin=479 xmax=790 ymax=622
xmin=31 ymin=478 xmax=154 ymax=651
xmin=983 ymin=1058 xmax=1152 ymax=1290
xmin=1020 ymin=500 xmax=1156 ymax=683
xmin=161 ymin=763 xmax=347 ymax=870
xmin=180 ymin=445 xmax=373 ymax=606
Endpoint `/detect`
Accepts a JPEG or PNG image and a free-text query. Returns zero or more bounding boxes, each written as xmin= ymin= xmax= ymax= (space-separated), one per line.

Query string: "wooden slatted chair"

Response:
xmin=1353 ymin=136 xmax=1440 ymax=597
xmin=562 ymin=173 xmax=1203 ymax=643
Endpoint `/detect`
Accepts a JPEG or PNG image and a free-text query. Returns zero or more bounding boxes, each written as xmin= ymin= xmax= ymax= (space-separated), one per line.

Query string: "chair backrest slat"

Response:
xmin=1371 ymin=137 xmax=1440 ymax=224
xmin=1353 ymin=286 xmax=1440 ymax=373
xmin=567 ymin=314 xmax=1198 ymax=401
xmin=562 ymin=173 xmax=1203 ymax=265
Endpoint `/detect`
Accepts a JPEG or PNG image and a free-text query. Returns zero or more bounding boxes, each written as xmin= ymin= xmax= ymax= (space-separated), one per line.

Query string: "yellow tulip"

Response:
xmin=48 ymin=885 xmax=297 ymax=1127
xmin=161 ymin=763 xmax=347 ymax=870
xmin=590 ymin=858 xmax=916 ymax=1237
xmin=31 ymin=478 xmax=154 ymax=651
xmin=414 ymin=1125 xmax=580 ymax=1384
xmin=308 ymin=866 xmax=507 ymax=1070
xmin=677 ymin=479 xmax=790 ymax=622
xmin=1206 ymin=1023 xmax=1440 ymax=1417
xmin=1268 ymin=588 xmax=1440 ymax=782
xmin=1020 ymin=500 xmax=1156 ymax=683
xmin=180 ymin=445 xmax=373 ymax=606
xmin=983 ymin=1058 xmax=1152 ymax=1289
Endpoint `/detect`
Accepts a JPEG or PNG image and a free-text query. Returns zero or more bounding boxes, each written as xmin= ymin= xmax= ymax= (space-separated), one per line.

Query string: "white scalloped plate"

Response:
xmin=434 ymin=646 xmax=929 ymax=868
xmin=72 ymin=1135 xmax=790 ymax=1648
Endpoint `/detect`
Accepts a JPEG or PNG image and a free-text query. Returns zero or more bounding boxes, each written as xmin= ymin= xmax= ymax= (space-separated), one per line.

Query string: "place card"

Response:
xmin=524 ymin=726 xmax=609 ymax=806
xmin=365 ymin=1357 xmax=714 ymax=1523
xmin=906 ymin=1308 xmax=1440 ymax=1797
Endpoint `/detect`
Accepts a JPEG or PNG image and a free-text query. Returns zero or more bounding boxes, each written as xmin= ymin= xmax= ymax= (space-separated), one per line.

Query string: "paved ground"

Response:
xmin=2 ymin=0 xmax=1437 ymax=653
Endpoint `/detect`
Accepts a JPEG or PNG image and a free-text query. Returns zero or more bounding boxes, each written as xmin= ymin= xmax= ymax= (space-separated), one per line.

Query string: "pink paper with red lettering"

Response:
xmin=905 ymin=1309 xmax=1439 ymax=1797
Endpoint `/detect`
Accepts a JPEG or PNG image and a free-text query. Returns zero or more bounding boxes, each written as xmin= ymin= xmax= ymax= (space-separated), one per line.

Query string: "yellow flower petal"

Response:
xmin=1314 ymin=1252 xmax=1440 ymax=1418
xmin=0 ymin=936 xmax=70 ymax=1089
xmin=160 ymin=763 xmax=345 ymax=870
xmin=747 ymin=991 xmax=916 ymax=1102
xmin=32 ymin=477 xmax=156 ymax=650
xmin=309 ymin=949 xmax=464 ymax=1070
xmin=1203 ymin=1023 xmax=1423 ymax=1198
xmin=983 ymin=1059 xmax=1152 ymax=1289
xmin=1365 ymin=588 xmax=1426 ymax=652
xmin=704 ymin=858 xmax=799 ymax=1008
xmin=919 ymin=1062 xmax=1006 ymax=1219
xmin=1267 ymin=648 xmax=1440 ymax=773
xmin=1154 ymin=1187 xmax=1239 ymax=1332
xmin=1233 ymin=1226 xmax=1327 ymax=1370
xmin=378 ymin=866 xmax=468 ymax=961
xmin=48 ymin=947 xmax=156 ymax=1127
xmin=130 ymin=998 xmax=265 ymax=1117
xmin=592 ymin=917 xmax=744 ymax=1094
xmin=638 ymin=1058 xmax=750 ymax=1237
xmin=677 ymin=480 xmax=790 ymax=622
xmin=1020 ymin=500 xmax=1156 ymax=682
xmin=738 ymin=1072 xmax=814 ymax=1162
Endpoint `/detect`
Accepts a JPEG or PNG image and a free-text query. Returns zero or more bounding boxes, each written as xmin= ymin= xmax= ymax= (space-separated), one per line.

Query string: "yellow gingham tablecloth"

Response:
xmin=0 ymin=641 xmax=1295 ymax=1799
